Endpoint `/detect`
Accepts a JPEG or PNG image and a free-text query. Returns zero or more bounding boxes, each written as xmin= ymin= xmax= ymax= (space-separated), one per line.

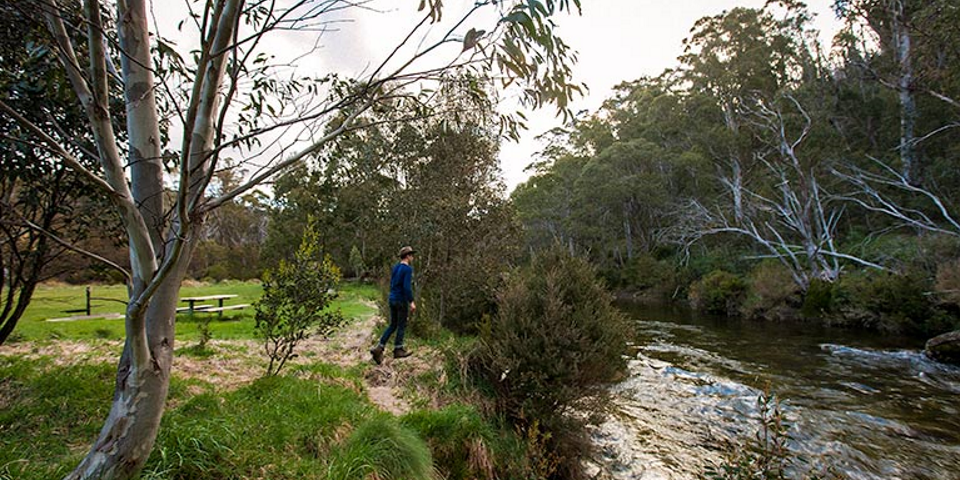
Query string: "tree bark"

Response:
xmin=63 ymin=0 xmax=190 ymax=478
xmin=892 ymin=0 xmax=918 ymax=183
xmin=63 ymin=272 xmax=181 ymax=480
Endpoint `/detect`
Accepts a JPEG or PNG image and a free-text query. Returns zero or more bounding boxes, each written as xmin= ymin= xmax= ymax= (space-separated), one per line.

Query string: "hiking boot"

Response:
xmin=393 ymin=347 xmax=412 ymax=359
xmin=369 ymin=345 xmax=384 ymax=365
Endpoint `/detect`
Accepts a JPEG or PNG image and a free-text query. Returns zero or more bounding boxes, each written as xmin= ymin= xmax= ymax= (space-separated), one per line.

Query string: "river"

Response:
xmin=589 ymin=303 xmax=960 ymax=480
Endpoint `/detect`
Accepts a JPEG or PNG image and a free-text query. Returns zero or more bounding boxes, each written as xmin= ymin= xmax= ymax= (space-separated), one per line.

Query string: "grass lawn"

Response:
xmin=10 ymin=280 xmax=380 ymax=343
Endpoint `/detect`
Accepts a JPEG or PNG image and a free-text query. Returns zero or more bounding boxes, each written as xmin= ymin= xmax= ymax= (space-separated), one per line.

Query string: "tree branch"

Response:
xmin=4 ymin=206 xmax=132 ymax=282
xmin=0 ymin=100 xmax=118 ymax=197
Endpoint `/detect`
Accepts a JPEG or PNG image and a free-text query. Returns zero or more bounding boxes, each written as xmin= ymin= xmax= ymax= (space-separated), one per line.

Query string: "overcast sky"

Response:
xmin=494 ymin=0 xmax=844 ymax=191
xmin=155 ymin=1 xmax=844 ymax=192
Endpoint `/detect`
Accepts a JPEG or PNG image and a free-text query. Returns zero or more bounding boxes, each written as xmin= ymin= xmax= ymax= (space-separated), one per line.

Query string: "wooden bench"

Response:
xmin=179 ymin=294 xmax=238 ymax=314
xmin=201 ymin=304 xmax=250 ymax=314
xmin=176 ymin=304 xmax=213 ymax=313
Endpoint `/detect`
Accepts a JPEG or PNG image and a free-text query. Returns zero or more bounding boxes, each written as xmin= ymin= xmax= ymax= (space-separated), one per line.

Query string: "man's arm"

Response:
xmin=404 ymin=267 xmax=416 ymax=312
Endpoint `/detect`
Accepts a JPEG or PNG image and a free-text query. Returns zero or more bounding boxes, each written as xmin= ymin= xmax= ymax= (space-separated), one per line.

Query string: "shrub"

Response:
xmin=742 ymin=262 xmax=801 ymax=320
xmin=705 ymin=390 xmax=790 ymax=480
xmin=348 ymin=245 xmax=366 ymax=279
xmin=801 ymin=279 xmax=836 ymax=319
xmin=475 ymin=247 xmax=628 ymax=479
xmin=622 ymin=254 xmax=678 ymax=300
xmin=421 ymin=239 xmax=519 ymax=336
xmin=705 ymin=390 xmax=842 ymax=480
xmin=689 ymin=270 xmax=747 ymax=316
xmin=935 ymin=258 xmax=960 ymax=310
xmin=254 ymin=219 xmax=343 ymax=375
xmin=835 ymin=272 xmax=937 ymax=334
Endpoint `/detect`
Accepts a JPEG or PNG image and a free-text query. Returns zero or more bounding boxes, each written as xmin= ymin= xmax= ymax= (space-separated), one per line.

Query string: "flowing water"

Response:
xmin=590 ymin=303 xmax=960 ymax=480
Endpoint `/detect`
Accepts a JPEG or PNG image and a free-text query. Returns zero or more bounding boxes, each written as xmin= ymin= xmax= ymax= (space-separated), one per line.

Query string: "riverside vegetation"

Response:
xmin=2 ymin=247 xmax=629 ymax=480
xmin=4 ymin=1 xmax=960 ymax=479
xmin=510 ymin=2 xmax=960 ymax=342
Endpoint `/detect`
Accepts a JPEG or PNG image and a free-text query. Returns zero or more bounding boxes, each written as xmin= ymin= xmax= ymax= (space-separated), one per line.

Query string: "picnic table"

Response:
xmin=178 ymin=294 xmax=248 ymax=317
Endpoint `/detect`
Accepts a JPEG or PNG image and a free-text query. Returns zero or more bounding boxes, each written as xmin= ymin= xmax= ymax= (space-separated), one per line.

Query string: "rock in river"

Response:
xmin=925 ymin=330 xmax=960 ymax=365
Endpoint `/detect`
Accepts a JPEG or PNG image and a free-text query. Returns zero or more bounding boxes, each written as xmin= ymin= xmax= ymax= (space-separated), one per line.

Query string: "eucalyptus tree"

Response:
xmin=511 ymin=146 xmax=586 ymax=255
xmin=678 ymin=4 xmax=816 ymax=224
xmin=834 ymin=0 xmax=960 ymax=184
xmin=0 ymin=0 xmax=584 ymax=478
xmin=0 ymin=2 xmax=121 ymax=345
xmin=269 ymin=76 xmax=521 ymax=333
xmin=665 ymin=4 xmax=892 ymax=290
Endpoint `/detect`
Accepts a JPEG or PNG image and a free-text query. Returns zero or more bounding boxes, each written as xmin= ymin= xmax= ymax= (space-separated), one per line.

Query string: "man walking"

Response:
xmin=370 ymin=246 xmax=417 ymax=365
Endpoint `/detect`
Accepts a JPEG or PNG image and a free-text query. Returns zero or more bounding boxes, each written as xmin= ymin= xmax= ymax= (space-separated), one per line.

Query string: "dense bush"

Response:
xmin=621 ymin=254 xmax=679 ymax=300
xmin=475 ymin=247 xmax=628 ymax=479
xmin=935 ymin=259 xmax=960 ymax=311
xmin=742 ymin=262 xmax=801 ymax=320
xmin=834 ymin=272 xmax=939 ymax=334
xmin=689 ymin=270 xmax=748 ymax=316
xmin=189 ymin=241 xmax=262 ymax=281
xmin=421 ymin=249 xmax=512 ymax=336
xmin=801 ymin=279 xmax=836 ymax=319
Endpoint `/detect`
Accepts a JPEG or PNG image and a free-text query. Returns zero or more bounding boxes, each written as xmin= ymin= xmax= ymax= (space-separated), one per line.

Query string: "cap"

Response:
xmin=398 ymin=246 xmax=416 ymax=258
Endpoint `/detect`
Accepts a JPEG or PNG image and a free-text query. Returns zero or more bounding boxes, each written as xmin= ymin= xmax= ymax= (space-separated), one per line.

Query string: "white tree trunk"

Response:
xmin=892 ymin=0 xmax=918 ymax=183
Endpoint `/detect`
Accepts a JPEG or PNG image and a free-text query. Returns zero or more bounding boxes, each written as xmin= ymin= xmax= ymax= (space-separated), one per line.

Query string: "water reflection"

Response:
xmin=591 ymin=303 xmax=960 ymax=479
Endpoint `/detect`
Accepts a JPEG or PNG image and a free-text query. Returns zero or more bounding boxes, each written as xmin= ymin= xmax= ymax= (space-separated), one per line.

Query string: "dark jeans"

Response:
xmin=378 ymin=301 xmax=409 ymax=348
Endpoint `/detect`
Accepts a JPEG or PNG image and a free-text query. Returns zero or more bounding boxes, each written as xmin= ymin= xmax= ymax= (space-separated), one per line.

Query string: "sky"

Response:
xmin=494 ymin=0 xmax=845 ymax=191
xmin=154 ymin=0 xmax=844 ymax=193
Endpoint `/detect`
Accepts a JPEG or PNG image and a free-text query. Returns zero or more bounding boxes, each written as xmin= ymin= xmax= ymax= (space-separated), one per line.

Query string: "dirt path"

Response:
xmin=299 ymin=313 xmax=412 ymax=415
xmin=301 ymin=313 xmax=444 ymax=415
xmin=3 ymin=312 xmax=440 ymax=416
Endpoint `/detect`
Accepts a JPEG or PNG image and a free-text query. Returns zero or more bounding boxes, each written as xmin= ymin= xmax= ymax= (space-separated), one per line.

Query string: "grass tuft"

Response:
xmin=327 ymin=415 xmax=435 ymax=480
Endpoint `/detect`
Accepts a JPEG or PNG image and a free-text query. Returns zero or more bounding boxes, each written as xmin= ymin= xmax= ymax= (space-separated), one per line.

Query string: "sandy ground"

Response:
xmin=1 ymin=313 xmax=445 ymax=416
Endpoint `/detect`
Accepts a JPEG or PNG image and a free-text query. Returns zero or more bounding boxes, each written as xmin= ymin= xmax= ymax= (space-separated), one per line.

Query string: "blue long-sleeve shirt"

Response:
xmin=388 ymin=262 xmax=414 ymax=304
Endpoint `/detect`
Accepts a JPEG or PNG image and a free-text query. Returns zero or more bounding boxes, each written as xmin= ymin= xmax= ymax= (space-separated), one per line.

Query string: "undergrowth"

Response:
xmin=1 ymin=351 xmax=536 ymax=480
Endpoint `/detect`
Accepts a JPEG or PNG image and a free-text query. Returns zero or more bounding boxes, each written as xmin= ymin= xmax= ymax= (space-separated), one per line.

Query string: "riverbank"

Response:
xmin=613 ymin=259 xmax=960 ymax=356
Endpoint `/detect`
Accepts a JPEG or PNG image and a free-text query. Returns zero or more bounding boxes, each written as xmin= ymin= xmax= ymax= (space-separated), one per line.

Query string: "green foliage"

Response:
xmin=834 ymin=272 xmax=939 ymax=334
xmin=327 ymin=416 xmax=434 ymax=480
xmin=402 ymin=404 xmax=498 ymax=480
xmin=0 ymin=357 xmax=114 ymax=479
xmin=348 ymin=245 xmax=366 ymax=279
xmin=255 ymin=219 xmax=343 ymax=375
xmin=0 ymin=2 xmax=122 ymax=345
xmin=476 ymin=247 xmax=628 ymax=478
xmin=689 ymin=270 xmax=748 ymax=316
xmin=621 ymin=254 xmax=679 ymax=299
xmin=801 ymin=279 xmax=837 ymax=319
xmin=742 ymin=262 xmax=801 ymax=320
xmin=265 ymin=85 xmax=518 ymax=336
xmin=190 ymin=242 xmax=263 ymax=281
